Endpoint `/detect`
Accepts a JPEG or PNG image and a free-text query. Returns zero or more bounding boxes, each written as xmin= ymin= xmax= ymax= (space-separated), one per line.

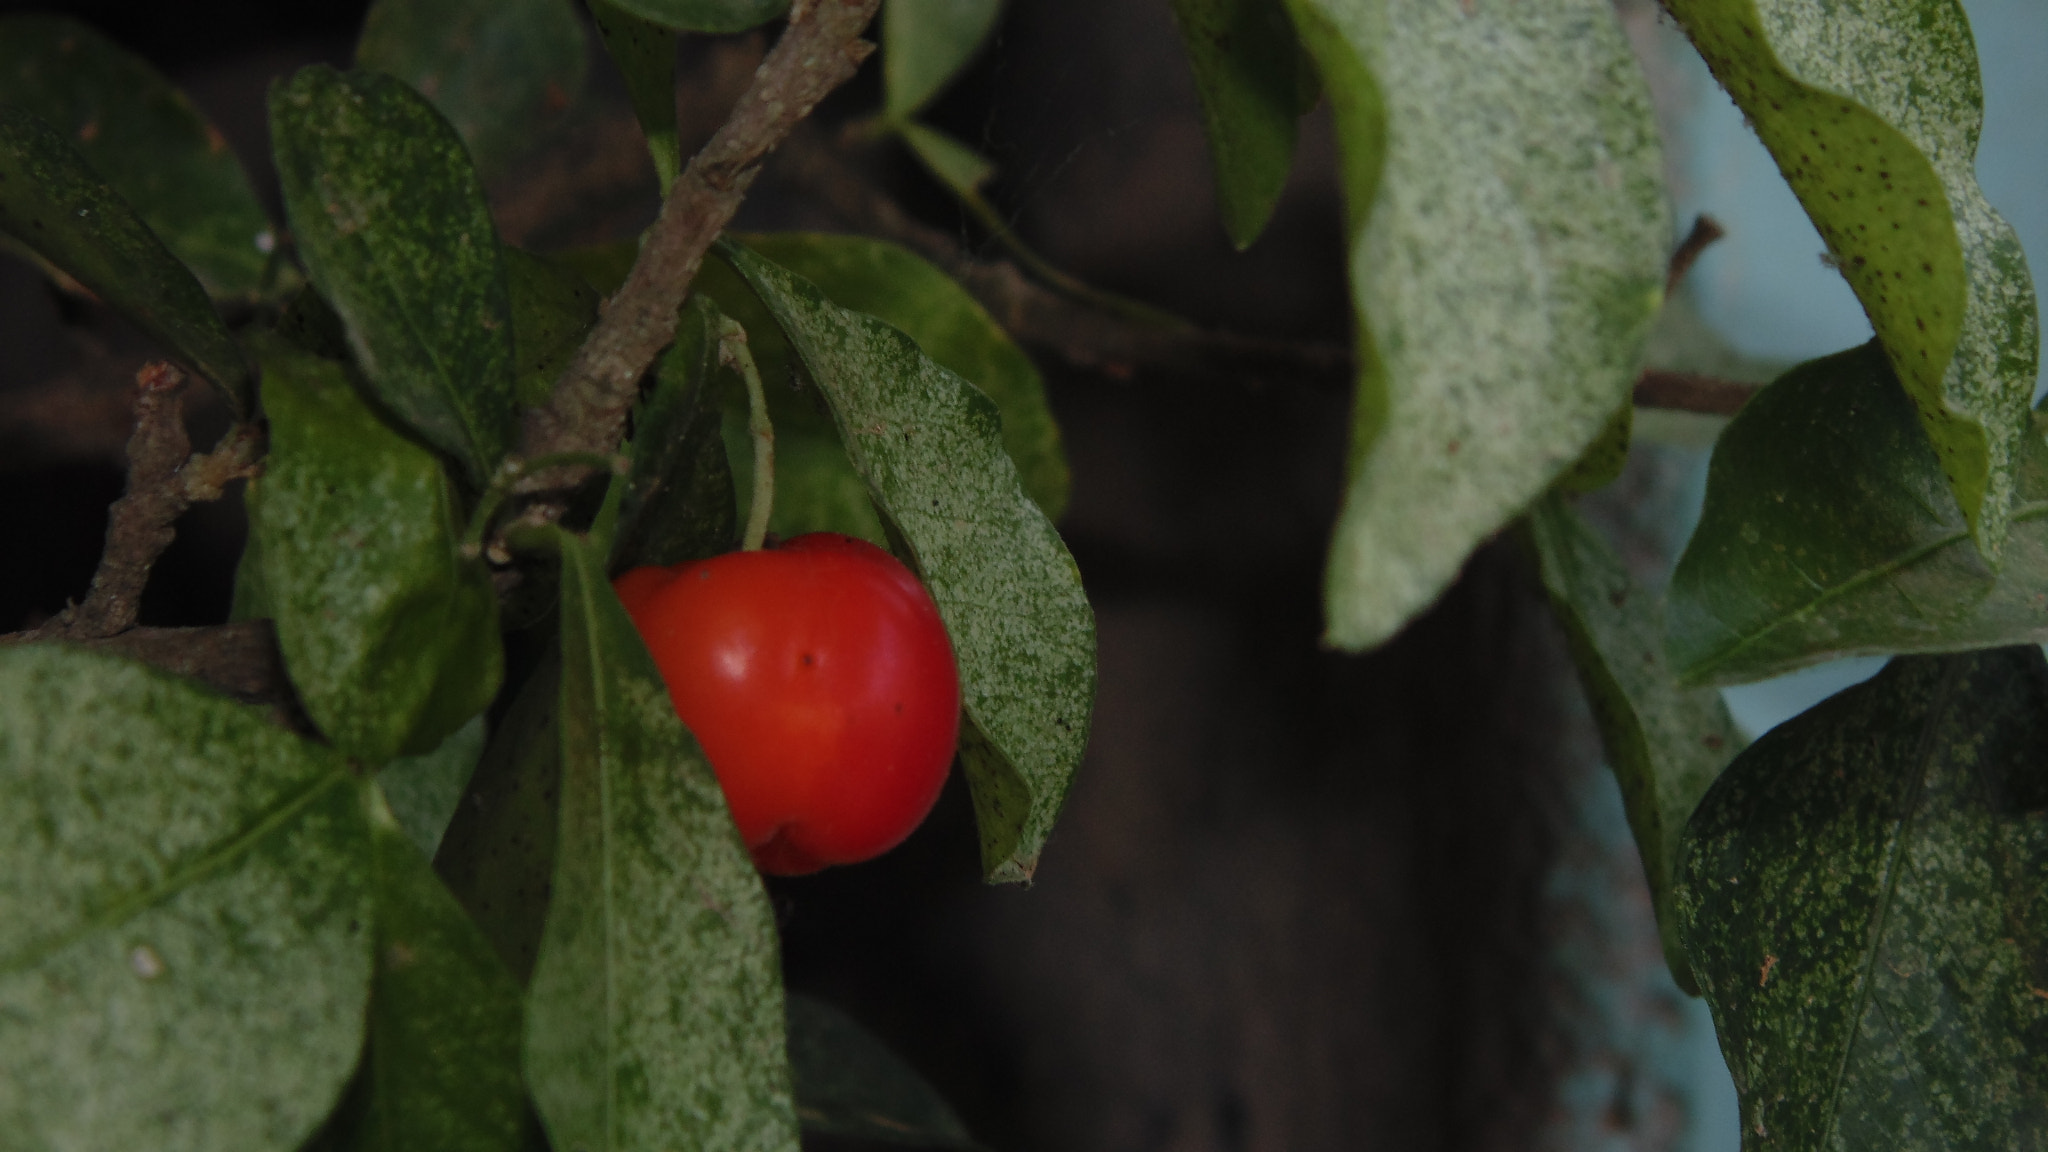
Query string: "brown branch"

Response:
xmin=1 ymin=619 xmax=288 ymax=701
xmin=1666 ymin=214 xmax=1726 ymax=293
xmin=29 ymin=362 xmax=263 ymax=642
xmin=516 ymin=0 xmax=881 ymax=492
xmin=1632 ymin=369 xmax=1758 ymax=417
xmin=774 ymin=125 xmax=1357 ymax=391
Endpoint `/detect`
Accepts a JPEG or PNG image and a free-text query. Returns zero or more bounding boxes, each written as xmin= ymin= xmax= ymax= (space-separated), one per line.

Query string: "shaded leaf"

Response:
xmin=1528 ymin=495 xmax=1742 ymax=994
xmin=738 ymin=231 xmax=1068 ymax=520
xmin=899 ymin=121 xmax=995 ymax=195
xmin=249 ymin=338 xmax=503 ymax=765
xmin=435 ymin=656 xmax=563 ymax=986
xmin=787 ymin=994 xmax=981 ymax=1149
xmin=525 ymin=530 xmax=798 ymax=1152
xmin=0 ymin=106 xmax=251 ymax=411
xmin=883 ymin=0 xmax=1001 ymax=121
xmin=356 ymin=0 xmax=588 ymax=182
xmin=378 ymin=715 xmax=489 ymax=858
xmin=1663 ymin=0 xmax=2039 ymax=557
xmin=1554 ymin=403 xmax=1632 ymax=496
xmin=606 ymin=295 xmax=738 ymax=572
xmin=504 ymin=246 xmax=600 ymax=410
xmin=1166 ymin=0 xmax=1316 ymax=249
xmin=589 ymin=0 xmax=681 ymax=191
xmin=271 ymin=65 xmax=517 ymax=487
xmin=1668 ymin=343 xmax=2048 ymax=685
xmin=0 ymin=15 xmax=274 ymax=299
xmin=1676 ymin=648 xmax=2048 ymax=1148
xmin=601 ymin=0 xmax=790 ymax=34
xmin=350 ymin=785 xmax=526 ymax=1152
xmin=0 ymin=645 xmax=370 ymax=1150
xmin=717 ymin=238 xmax=1096 ymax=883
xmin=1286 ymin=0 xmax=1669 ymax=650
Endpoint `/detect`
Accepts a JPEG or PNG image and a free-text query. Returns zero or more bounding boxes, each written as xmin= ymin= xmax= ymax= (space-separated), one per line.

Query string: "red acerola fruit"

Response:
xmin=615 ymin=533 xmax=961 ymax=875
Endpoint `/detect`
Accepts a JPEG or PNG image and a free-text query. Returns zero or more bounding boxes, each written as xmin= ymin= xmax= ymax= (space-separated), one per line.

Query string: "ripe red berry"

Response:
xmin=615 ymin=533 xmax=961 ymax=875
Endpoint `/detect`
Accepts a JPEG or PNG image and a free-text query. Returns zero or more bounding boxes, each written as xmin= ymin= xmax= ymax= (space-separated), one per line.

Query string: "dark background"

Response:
xmin=0 ymin=2 xmax=1670 ymax=1148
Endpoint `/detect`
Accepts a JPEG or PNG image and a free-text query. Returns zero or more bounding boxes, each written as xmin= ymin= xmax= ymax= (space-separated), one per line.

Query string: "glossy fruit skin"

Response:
xmin=615 ymin=533 xmax=961 ymax=875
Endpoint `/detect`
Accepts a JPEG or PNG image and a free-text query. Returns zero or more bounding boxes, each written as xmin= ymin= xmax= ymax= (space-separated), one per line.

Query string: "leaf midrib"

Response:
xmin=1687 ymin=498 xmax=2048 ymax=680
xmin=0 ymin=767 xmax=354 ymax=975
xmin=1820 ymin=659 xmax=1964 ymax=1144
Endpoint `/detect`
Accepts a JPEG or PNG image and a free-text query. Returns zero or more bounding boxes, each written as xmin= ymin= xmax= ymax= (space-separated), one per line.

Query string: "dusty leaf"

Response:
xmin=0 ymin=645 xmax=371 ymax=1150
xmin=716 ymin=238 xmax=1095 ymax=883
xmin=1663 ymin=0 xmax=2038 ymax=558
xmin=524 ymin=530 xmax=798 ymax=1152
xmin=1286 ymin=0 xmax=1670 ymax=650
xmin=1677 ymin=648 xmax=2048 ymax=1147
xmin=249 ymin=338 xmax=502 ymax=766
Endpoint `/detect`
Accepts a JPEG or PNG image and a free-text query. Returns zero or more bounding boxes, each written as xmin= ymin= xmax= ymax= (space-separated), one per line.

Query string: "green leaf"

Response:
xmin=1553 ymin=403 xmax=1632 ymax=496
xmin=504 ymin=247 xmax=600 ymax=410
xmin=1662 ymin=0 xmax=2039 ymax=559
xmin=0 ymin=645 xmax=371 ymax=1150
xmin=1166 ymin=0 xmax=1316 ymax=249
xmin=716 ymin=238 xmax=1096 ymax=884
xmin=1528 ymin=495 xmax=1743 ymax=995
xmin=525 ymin=529 xmax=799 ymax=1152
xmin=606 ymin=295 xmax=739 ymax=572
xmin=786 ymin=994 xmax=981 ymax=1149
xmin=599 ymin=0 xmax=790 ymax=34
xmin=1676 ymin=647 xmax=2048 ymax=1147
xmin=356 ymin=0 xmax=589 ymax=182
xmin=883 ymin=0 xmax=1001 ymax=121
xmin=589 ymin=0 xmax=681 ymax=192
xmin=249 ymin=338 xmax=503 ymax=766
xmin=0 ymin=15 xmax=274 ymax=299
xmin=1285 ymin=0 xmax=1670 ymax=651
xmin=1667 ymin=343 xmax=2048 ymax=685
xmin=270 ymin=65 xmax=518 ymax=487
xmin=434 ymin=657 xmax=563 ymax=986
xmin=899 ymin=121 xmax=995 ymax=195
xmin=378 ymin=715 xmax=489 ymax=858
xmin=350 ymin=784 xmax=526 ymax=1152
xmin=737 ymin=232 xmax=1069 ymax=520
xmin=0 ymin=107 xmax=252 ymax=411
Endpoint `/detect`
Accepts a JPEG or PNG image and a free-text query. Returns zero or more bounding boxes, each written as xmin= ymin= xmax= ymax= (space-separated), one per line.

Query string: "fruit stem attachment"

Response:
xmin=720 ymin=315 xmax=776 ymax=552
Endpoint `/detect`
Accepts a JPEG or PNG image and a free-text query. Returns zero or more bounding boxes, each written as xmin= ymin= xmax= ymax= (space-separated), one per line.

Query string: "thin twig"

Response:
xmin=779 ymin=131 xmax=1762 ymax=416
xmin=1632 ymin=369 xmax=1757 ymax=416
xmin=719 ymin=315 xmax=775 ymax=551
xmin=516 ymin=0 xmax=881 ymax=497
xmin=1666 ymin=214 xmax=1726 ymax=293
xmin=29 ymin=361 xmax=263 ymax=641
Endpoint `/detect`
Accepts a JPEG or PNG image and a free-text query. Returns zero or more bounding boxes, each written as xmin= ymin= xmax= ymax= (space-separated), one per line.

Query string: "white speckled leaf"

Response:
xmin=1663 ymin=0 xmax=2038 ymax=559
xmin=716 ymin=238 xmax=1097 ymax=884
xmin=1677 ymin=648 xmax=2048 ymax=1148
xmin=0 ymin=645 xmax=371 ymax=1151
xmin=524 ymin=530 xmax=798 ymax=1152
xmin=1285 ymin=0 xmax=1669 ymax=651
xmin=1528 ymin=495 xmax=1742 ymax=994
xmin=250 ymin=337 xmax=503 ymax=767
